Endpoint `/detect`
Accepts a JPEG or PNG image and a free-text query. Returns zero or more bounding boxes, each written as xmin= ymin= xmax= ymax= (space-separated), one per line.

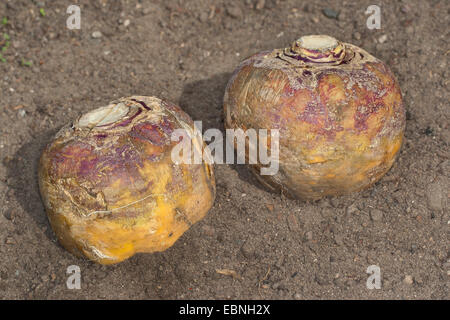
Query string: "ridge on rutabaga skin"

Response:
xmin=224 ymin=35 xmax=406 ymax=200
xmin=38 ymin=96 xmax=215 ymax=264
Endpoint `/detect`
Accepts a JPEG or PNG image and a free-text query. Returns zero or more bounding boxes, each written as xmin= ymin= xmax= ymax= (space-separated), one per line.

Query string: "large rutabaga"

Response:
xmin=224 ymin=35 xmax=405 ymax=200
xmin=39 ymin=96 xmax=215 ymax=264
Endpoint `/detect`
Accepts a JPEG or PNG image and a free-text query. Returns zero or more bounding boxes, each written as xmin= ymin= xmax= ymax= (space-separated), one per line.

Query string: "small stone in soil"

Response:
xmin=370 ymin=209 xmax=383 ymax=221
xmin=305 ymin=231 xmax=313 ymax=241
xmin=378 ymin=35 xmax=388 ymax=43
xmin=240 ymin=241 xmax=255 ymax=258
xmin=403 ymin=275 xmax=413 ymax=285
xmin=426 ymin=178 xmax=446 ymax=211
xmin=287 ymin=213 xmax=300 ymax=232
xmin=255 ymin=0 xmax=265 ymax=10
xmin=334 ymin=234 xmax=344 ymax=246
xmin=226 ymin=6 xmax=243 ymax=19
xmin=322 ymin=8 xmax=339 ymax=19
xmin=92 ymin=31 xmax=102 ymax=39
xmin=3 ymin=210 xmax=13 ymax=220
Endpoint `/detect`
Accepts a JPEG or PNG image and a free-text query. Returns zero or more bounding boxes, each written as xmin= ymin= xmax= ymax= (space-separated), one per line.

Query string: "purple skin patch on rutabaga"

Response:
xmin=131 ymin=99 xmax=152 ymax=110
xmin=130 ymin=122 xmax=168 ymax=146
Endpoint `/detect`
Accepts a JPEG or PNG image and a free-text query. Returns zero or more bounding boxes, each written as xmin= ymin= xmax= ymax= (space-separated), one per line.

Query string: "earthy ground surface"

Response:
xmin=0 ymin=0 xmax=448 ymax=299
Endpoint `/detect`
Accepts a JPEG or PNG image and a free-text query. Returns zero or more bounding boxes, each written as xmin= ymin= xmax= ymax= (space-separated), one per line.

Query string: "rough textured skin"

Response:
xmin=38 ymin=96 xmax=215 ymax=264
xmin=224 ymin=38 xmax=405 ymax=200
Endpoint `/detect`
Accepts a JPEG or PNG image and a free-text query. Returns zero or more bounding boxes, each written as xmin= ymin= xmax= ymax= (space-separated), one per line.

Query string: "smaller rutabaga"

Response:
xmin=38 ymin=96 xmax=215 ymax=264
xmin=224 ymin=35 xmax=405 ymax=200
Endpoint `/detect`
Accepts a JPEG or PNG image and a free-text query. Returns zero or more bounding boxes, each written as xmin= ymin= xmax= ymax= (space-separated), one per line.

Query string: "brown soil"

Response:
xmin=0 ymin=0 xmax=448 ymax=299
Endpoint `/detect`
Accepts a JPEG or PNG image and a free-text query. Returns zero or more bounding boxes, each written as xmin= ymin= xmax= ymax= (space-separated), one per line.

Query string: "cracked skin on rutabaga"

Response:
xmin=224 ymin=35 xmax=406 ymax=200
xmin=38 ymin=96 xmax=215 ymax=264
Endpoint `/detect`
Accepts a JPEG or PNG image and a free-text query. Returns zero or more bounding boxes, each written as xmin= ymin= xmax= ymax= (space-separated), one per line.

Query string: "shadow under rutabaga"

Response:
xmin=5 ymin=129 xmax=59 ymax=242
xmin=178 ymin=72 xmax=276 ymax=195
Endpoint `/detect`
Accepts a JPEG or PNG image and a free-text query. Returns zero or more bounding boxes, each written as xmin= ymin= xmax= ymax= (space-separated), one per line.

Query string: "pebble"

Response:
xmin=255 ymin=0 xmax=265 ymax=10
xmin=293 ymin=292 xmax=302 ymax=299
xmin=378 ymin=34 xmax=388 ymax=44
xmin=403 ymin=275 xmax=413 ymax=285
xmin=287 ymin=213 xmax=300 ymax=232
xmin=12 ymin=41 xmax=21 ymax=49
xmin=353 ymin=32 xmax=361 ymax=40
xmin=3 ymin=210 xmax=13 ymax=221
xmin=92 ymin=31 xmax=102 ymax=39
xmin=334 ymin=234 xmax=344 ymax=246
xmin=227 ymin=5 xmax=243 ymax=19
xmin=370 ymin=209 xmax=383 ymax=221
xmin=322 ymin=8 xmax=339 ymax=19
xmin=414 ymin=275 xmax=423 ymax=285
xmin=240 ymin=240 xmax=255 ymax=258
xmin=123 ymin=19 xmax=130 ymax=27
xmin=18 ymin=109 xmax=26 ymax=117
xmin=305 ymin=231 xmax=313 ymax=241
xmin=426 ymin=178 xmax=446 ymax=211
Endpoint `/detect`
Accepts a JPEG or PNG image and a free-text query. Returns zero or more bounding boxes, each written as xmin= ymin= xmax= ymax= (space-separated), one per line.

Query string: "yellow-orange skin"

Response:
xmin=39 ymin=96 xmax=215 ymax=264
xmin=224 ymin=43 xmax=405 ymax=200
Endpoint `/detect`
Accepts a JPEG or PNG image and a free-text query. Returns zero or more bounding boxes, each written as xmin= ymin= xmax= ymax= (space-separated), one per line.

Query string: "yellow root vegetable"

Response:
xmin=224 ymin=35 xmax=405 ymax=200
xmin=39 ymin=96 xmax=215 ymax=264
